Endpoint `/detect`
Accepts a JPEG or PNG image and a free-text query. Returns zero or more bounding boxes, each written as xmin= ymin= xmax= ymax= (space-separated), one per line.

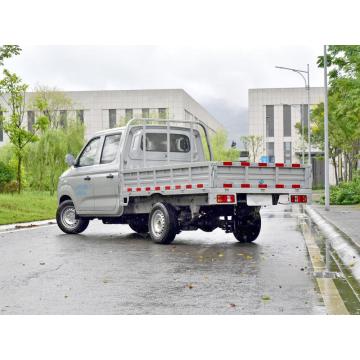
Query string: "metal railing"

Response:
xmin=121 ymin=118 xmax=214 ymax=170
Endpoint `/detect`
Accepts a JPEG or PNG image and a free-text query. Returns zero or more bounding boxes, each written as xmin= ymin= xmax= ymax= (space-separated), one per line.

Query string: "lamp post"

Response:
xmin=275 ymin=65 xmax=311 ymax=165
xmin=324 ymin=45 xmax=330 ymax=212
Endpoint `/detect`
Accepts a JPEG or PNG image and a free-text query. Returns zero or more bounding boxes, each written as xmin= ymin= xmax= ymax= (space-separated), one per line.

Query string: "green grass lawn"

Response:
xmin=0 ymin=191 xmax=57 ymax=225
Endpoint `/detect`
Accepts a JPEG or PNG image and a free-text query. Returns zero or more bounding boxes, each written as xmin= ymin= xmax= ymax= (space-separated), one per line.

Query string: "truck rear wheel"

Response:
xmin=233 ymin=208 xmax=261 ymax=243
xmin=148 ymin=202 xmax=178 ymax=244
xmin=129 ymin=216 xmax=149 ymax=234
xmin=56 ymin=200 xmax=89 ymax=234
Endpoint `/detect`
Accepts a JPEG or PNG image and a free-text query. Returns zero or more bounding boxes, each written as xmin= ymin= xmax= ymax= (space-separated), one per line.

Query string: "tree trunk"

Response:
xmin=331 ymin=156 xmax=338 ymax=185
xmin=17 ymin=154 xmax=22 ymax=193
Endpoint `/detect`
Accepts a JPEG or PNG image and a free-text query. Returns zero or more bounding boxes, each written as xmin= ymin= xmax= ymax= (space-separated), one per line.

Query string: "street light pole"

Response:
xmin=275 ymin=65 xmax=311 ymax=165
xmin=324 ymin=45 xmax=330 ymax=211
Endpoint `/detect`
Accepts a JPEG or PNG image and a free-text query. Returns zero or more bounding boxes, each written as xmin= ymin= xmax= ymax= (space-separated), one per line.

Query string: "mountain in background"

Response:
xmin=203 ymin=98 xmax=248 ymax=148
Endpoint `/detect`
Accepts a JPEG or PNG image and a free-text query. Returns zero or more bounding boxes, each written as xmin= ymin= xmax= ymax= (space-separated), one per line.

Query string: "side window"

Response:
xmin=101 ymin=134 xmax=121 ymax=164
xmin=170 ymin=134 xmax=190 ymax=153
xmin=78 ymin=137 xmax=100 ymax=167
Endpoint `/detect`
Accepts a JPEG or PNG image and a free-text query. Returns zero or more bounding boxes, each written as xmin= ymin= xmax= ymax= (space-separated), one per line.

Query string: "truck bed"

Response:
xmin=122 ymin=161 xmax=312 ymax=197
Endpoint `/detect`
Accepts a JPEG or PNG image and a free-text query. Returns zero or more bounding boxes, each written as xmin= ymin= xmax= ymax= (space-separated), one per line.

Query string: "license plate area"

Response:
xmin=247 ymin=194 xmax=272 ymax=206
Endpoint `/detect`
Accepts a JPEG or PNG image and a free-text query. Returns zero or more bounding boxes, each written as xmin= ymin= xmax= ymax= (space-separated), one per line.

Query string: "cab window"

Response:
xmin=140 ymin=133 xmax=190 ymax=153
xmin=101 ymin=134 xmax=121 ymax=164
xmin=78 ymin=137 xmax=100 ymax=167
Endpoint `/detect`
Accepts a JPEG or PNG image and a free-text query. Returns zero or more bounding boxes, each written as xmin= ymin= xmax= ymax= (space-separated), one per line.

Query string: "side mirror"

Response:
xmin=65 ymin=154 xmax=76 ymax=167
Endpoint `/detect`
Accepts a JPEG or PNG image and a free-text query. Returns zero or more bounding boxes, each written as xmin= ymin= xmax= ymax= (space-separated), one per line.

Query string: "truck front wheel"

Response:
xmin=56 ymin=200 xmax=89 ymax=234
xmin=233 ymin=208 xmax=261 ymax=243
xmin=148 ymin=202 xmax=178 ymax=244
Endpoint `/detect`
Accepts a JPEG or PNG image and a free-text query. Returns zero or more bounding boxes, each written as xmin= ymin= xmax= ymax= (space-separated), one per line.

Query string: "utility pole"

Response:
xmin=324 ymin=45 xmax=330 ymax=211
xmin=307 ymin=64 xmax=311 ymax=165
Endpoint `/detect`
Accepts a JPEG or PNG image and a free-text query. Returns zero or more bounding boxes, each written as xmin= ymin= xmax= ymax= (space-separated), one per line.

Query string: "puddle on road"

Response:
xmin=300 ymin=207 xmax=360 ymax=315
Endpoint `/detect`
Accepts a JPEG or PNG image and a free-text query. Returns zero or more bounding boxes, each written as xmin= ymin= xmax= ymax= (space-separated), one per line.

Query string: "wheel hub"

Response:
xmin=61 ymin=206 xmax=79 ymax=229
xmin=151 ymin=210 xmax=166 ymax=237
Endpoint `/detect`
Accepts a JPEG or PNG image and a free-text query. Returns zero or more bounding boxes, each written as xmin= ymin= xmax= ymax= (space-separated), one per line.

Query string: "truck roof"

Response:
xmin=93 ymin=124 xmax=200 ymax=137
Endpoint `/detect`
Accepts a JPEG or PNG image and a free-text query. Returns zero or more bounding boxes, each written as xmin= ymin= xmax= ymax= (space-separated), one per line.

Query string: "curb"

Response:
xmin=0 ymin=219 xmax=56 ymax=233
xmin=305 ymin=205 xmax=360 ymax=284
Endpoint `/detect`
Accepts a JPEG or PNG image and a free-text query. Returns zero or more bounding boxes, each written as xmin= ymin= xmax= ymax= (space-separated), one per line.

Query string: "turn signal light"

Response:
xmin=217 ymin=194 xmax=235 ymax=203
xmin=291 ymin=195 xmax=307 ymax=203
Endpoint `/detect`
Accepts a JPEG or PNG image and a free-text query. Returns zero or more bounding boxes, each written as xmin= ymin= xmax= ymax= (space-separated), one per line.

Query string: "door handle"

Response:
xmin=84 ymin=176 xmax=91 ymax=181
xmin=106 ymin=174 xmax=114 ymax=179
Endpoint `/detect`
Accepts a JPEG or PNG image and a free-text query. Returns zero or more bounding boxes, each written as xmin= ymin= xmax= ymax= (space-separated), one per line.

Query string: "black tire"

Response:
xmin=233 ymin=208 xmax=261 ymax=243
xmin=56 ymin=200 xmax=89 ymax=234
xmin=148 ymin=202 xmax=178 ymax=244
xmin=129 ymin=216 xmax=149 ymax=233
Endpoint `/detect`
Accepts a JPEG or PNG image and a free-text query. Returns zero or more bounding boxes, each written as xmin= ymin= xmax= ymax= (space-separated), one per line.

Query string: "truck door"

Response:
xmin=69 ymin=137 xmax=101 ymax=212
xmin=92 ymin=133 xmax=122 ymax=213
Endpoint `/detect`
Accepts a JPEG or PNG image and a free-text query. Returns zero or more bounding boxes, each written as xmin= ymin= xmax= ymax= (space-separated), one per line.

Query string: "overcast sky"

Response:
xmin=4 ymin=45 xmax=325 ymax=141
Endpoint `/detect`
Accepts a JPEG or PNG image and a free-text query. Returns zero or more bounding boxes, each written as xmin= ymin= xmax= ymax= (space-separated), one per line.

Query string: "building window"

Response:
xmin=266 ymin=105 xmax=274 ymax=137
xmin=59 ymin=110 xmax=67 ymax=128
xmin=125 ymin=109 xmax=133 ymax=121
xmin=159 ymin=108 xmax=167 ymax=119
xmin=283 ymin=105 xmax=291 ymax=137
xmin=76 ymin=110 xmax=84 ymax=124
xmin=0 ymin=111 xmax=3 ymax=141
xmin=109 ymin=109 xmax=116 ymax=128
xmin=142 ymin=108 xmax=149 ymax=119
xmin=284 ymin=141 xmax=292 ymax=164
xmin=27 ymin=111 xmax=35 ymax=132
xmin=266 ymin=141 xmax=275 ymax=163
xmin=301 ymin=104 xmax=309 ymax=128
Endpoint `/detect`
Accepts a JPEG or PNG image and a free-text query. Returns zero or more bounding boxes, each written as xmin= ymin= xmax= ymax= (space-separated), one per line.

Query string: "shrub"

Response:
xmin=0 ymin=161 xmax=15 ymax=191
xmin=2 ymin=180 xmax=18 ymax=194
xmin=323 ymin=175 xmax=360 ymax=205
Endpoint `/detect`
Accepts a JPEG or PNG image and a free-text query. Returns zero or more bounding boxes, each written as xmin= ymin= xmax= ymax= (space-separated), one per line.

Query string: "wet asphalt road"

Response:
xmin=0 ymin=205 xmax=325 ymax=314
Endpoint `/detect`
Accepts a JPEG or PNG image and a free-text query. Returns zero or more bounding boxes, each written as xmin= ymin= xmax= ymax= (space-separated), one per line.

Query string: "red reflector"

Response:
xmin=241 ymin=161 xmax=250 ymax=166
xmin=241 ymin=183 xmax=251 ymax=188
xmin=292 ymin=184 xmax=301 ymax=189
xmin=127 ymin=188 xmax=132 ymax=192
xmin=197 ymin=184 xmax=204 ymax=188
xmin=145 ymin=187 xmax=151 ymax=191
xmin=186 ymin=184 xmax=192 ymax=189
xmin=223 ymin=161 xmax=233 ymax=166
xmin=275 ymin=163 xmax=284 ymax=167
xmin=258 ymin=184 xmax=267 ymax=188
xmin=165 ymin=185 xmax=171 ymax=190
xmin=223 ymin=183 xmax=233 ymax=188
xmin=291 ymin=195 xmax=307 ymax=203
xmin=258 ymin=162 xmax=267 ymax=167
xmin=292 ymin=163 xmax=301 ymax=168
xmin=154 ymin=186 xmax=161 ymax=191
xmin=175 ymin=185 xmax=181 ymax=190
xmin=136 ymin=187 xmax=141 ymax=192
xmin=217 ymin=194 xmax=235 ymax=203
xmin=275 ymin=184 xmax=285 ymax=188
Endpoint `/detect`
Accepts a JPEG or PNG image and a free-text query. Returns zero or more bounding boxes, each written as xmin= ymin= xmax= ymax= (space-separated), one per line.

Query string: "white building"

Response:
xmin=0 ymin=89 xmax=223 ymax=145
xmin=248 ymin=87 xmax=324 ymax=164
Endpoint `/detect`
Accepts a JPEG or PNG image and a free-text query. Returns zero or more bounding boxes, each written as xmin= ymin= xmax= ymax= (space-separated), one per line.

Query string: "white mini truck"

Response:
xmin=57 ymin=118 xmax=312 ymax=244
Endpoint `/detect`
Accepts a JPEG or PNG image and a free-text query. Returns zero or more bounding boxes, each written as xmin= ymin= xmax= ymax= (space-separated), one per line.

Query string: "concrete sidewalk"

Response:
xmin=311 ymin=204 xmax=360 ymax=248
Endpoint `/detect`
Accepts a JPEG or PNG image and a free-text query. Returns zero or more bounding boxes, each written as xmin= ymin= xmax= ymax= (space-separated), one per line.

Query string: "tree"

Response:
xmin=240 ymin=135 xmax=263 ymax=162
xmin=0 ymin=70 xmax=48 ymax=192
xmin=312 ymin=46 xmax=360 ymax=183
xmin=25 ymin=121 xmax=85 ymax=195
xmin=0 ymin=45 xmax=21 ymax=66
xmin=210 ymin=130 xmax=239 ymax=161
xmin=30 ymin=85 xmax=73 ymax=129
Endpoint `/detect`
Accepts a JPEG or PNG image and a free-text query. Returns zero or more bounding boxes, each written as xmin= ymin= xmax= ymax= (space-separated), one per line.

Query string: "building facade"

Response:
xmin=0 ymin=89 xmax=223 ymax=146
xmin=248 ymin=87 xmax=324 ymax=164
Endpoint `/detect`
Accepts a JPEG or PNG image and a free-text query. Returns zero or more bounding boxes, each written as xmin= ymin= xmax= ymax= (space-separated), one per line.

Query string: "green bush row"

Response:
xmin=322 ymin=174 xmax=360 ymax=205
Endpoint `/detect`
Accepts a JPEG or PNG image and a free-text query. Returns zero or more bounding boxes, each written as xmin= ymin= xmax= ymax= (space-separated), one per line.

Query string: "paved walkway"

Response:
xmin=311 ymin=204 xmax=360 ymax=248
